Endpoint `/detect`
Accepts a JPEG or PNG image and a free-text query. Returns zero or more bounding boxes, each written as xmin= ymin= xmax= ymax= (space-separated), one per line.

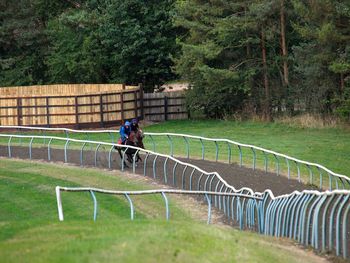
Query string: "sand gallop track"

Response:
xmin=0 ymin=145 xmax=314 ymax=196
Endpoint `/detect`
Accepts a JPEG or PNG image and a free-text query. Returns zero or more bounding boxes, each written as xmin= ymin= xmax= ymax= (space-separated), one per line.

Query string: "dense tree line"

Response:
xmin=176 ymin=0 xmax=350 ymax=120
xmin=0 ymin=0 xmax=176 ymax=91
xmin=1 ymin=0 xmax=349 ymax=119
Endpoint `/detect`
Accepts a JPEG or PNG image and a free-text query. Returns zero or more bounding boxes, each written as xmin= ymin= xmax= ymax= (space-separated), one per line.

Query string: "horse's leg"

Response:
xmin=127 ymin=154 xmax=134 ymax=163
xmin=136 ymin=152 xmax=142 ymax=162
xmin=117 ymin=147 xmax=129 ymax=168
xmin=125 ymin=149 xmax=133 ymax=163
xmin=117 ymin=147 xmax=122 ymax=159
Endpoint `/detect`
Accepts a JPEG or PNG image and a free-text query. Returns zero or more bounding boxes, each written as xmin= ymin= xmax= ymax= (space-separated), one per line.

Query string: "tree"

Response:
xmin=100 ymin=0 xmax=177 ymax=91
xmin=291 ymin=0 xmax=350 ymax=113
xmin=46 ymin=5 xmax=105 ymax=83
xmin=0 ymin=0 xmax=69 ymax=86
xmin=1 ymin=0 xmax=177 ymax=90
xmin=176 ymin=0 xmax=285 ymax=119
xmin=175 ymin=1 xmax=251 ymax=118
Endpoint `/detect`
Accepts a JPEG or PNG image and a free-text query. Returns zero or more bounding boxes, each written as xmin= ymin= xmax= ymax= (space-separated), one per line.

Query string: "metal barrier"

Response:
xmin=263 ymin=189 xmax=350 ymax=259
xmin=55 ymin=187 xmax=262 ymax=227
xmin=1 ymin=125 xmax=349 ymax=190
xmin=1 ymin=131 xmax=350 ymax=259
xmin=0 ymin=133 xmax=259 ymax=198
xmin=56 ymin=186 xmax=350 ymax=259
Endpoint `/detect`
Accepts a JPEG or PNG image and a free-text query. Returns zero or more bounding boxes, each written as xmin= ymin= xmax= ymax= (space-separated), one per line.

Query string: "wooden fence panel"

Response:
xmin=0 ymin=84 xmax=130 ymax=97
xmin=143 ymin=91 xmax=188 ymax=122
xmin=0 ymin=85 xmax=187 ymax=127
xmin=0 ymin=84 xmax=141 ymax=128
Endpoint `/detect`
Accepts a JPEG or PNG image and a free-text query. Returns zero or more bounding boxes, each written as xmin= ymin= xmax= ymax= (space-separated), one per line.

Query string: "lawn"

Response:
xmin=143 ymin=120 xmax=350 ymax=179
xmin=0 ymin=158 xmax=323 ymax=263
xmin=145 ymin=120 xmax=350 ymax=174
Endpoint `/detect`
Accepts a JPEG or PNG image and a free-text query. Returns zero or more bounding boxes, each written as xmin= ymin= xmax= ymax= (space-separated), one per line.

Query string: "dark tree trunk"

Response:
xmin=261 ymin=27 xmax=271 ymax=121
xmin=280 ymin=0 xmax=289 ymax=87
xmin=280 ymin=0 xmax=293 ymax=115
xmin=340 ymin=73 xmax=345 ymax=98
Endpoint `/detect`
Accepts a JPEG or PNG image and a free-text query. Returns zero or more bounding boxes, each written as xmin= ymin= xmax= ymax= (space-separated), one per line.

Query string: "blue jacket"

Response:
xmin=120 ymin=125 xmax=130 ymax=142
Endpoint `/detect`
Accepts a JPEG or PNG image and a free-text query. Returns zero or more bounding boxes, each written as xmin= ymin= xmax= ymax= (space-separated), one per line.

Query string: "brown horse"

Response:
xmin=115 ymin=129 xmax=144 ymax=166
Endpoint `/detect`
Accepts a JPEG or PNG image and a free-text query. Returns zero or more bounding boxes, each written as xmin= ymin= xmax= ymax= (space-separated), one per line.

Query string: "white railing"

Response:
xmin=0 ymin=133 xmax=261 ymax=197
xmin=56 ymin=186 xmax=262 ymax=224
xmin=1 ymin=125 xmax=349 ymax=190
xmin=56 ymin=184 xmax=350 ymax=259
xmin=1 ymin=131 xmax=350 ymax=258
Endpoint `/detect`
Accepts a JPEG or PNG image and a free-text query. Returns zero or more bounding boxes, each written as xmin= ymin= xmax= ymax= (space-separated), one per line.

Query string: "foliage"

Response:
xmin=1 ymin=0 xmax=350 ymax=120
xmin=0 ymin=0 xmax=177 ymax=90
xmin=100 ymin=0 xmax=177 ymax=91
xmin=335 ymin=98 xmax=350 ymax=120
xmin=176 ymin=0 xmax=350 ymax=119
xmin=175 ymin=1 xmax=249 ymax=118
xmin=291 ymin=0 xmax=350 ymax=113
xmin=46 ymin=7 xmax=105 ymax=83
xmin=175 ymin=0 xmax=294 ymax=119
xmin=0 ymin=0 xmax=69 ymax=86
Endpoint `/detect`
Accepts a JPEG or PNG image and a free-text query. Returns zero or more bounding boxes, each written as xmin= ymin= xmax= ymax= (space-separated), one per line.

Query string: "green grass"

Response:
xmin=0 ymin=158 xmax=323 ymax=263
xmin=143 ymin=120 xmax=350 ymax=174
xmin=141 ymin=120 xmax=350 ymax=189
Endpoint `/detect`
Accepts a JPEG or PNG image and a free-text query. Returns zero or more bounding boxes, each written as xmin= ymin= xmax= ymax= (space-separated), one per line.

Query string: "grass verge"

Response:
xmin=0 ymin=158 xmax=325 ymax=263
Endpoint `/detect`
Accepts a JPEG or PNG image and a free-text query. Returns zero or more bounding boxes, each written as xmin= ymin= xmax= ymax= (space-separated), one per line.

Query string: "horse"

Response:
xmin=115 ymin=129 xmax=144 ymax=167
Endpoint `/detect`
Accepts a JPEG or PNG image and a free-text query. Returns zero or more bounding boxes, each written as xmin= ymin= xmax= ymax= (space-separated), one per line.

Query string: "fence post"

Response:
xmin=99 ymin=94 xmax=104 ymax=127
xmin=139 ymin=83 xmax=144 ymax=120
xmin=55 ymin=187 xmax=64 ymax=221
xmin=133 ymin=90 xmax=138 ymax=119
xmin=75 ymin=96 xmax=79 ymax=129
xmin=16 ymin=98 xmax=22 ymax=126
xmin=205 ymin=194 xmax=211 ymax=224
xmin=46 ymin=97 xmax=50 ymax=127
xmin=121 ymin=85 xmax=125 ymax=123
xmin=164 ymin=96 xmax=168 ymax=121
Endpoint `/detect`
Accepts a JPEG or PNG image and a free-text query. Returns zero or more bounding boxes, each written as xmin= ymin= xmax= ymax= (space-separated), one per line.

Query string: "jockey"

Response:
xmin=130 ymin=118 xmax=139 ymax=133
xmin=119 ymin=121 xmax=131 ymax=144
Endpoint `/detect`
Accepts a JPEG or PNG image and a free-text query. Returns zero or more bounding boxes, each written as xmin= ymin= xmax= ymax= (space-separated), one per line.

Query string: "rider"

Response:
xmin=130 ymin=118 xmax=139 ymax=133
xmin=119 ymin=121 xmax=131 ymax=144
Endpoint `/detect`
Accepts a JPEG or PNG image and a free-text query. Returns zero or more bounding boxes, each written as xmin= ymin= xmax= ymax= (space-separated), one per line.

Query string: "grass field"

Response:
xmin=0 ymin=158 xmax=324 ymax=263
xmin=144 ymin=120 xmax=350 ymax=175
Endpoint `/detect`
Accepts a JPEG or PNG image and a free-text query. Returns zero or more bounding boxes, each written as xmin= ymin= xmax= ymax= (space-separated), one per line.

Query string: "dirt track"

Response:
xmin=0 ymin=145 xmax=313 ymax=196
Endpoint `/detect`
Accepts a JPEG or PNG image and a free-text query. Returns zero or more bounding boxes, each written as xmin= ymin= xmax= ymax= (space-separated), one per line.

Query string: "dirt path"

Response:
xmin=177 ymin=158 xmax=315 ymax=195
xmin=0 ymin=145 xmax=314 ymax=196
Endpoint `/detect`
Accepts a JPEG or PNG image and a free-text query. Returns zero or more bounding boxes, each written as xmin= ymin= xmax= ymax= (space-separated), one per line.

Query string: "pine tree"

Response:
xmin=291 ymin=0 xmax=350 ymax=113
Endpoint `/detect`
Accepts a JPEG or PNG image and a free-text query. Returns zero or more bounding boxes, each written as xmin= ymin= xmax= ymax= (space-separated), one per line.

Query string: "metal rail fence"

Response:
xmin=1 ymin=133 xmax=350 ymax=259
xmin=263 ymin=189 xmax=350 ymax=259
xmin=1 ymin=125 xmax=349 ymax=191
xmin=0 ymin=134 xmax=260 ymax=198
xmin=55 ymin=187 xmax=262 ymax=226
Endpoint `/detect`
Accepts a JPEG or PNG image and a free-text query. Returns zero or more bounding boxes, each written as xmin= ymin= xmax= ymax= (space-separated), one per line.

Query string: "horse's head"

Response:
xmin=134 ymin=129 xmax=145 ymax=149
xmin=126 ymin=129 xmax=144 ymax=148
xmin=137 ymin=129 xmax=144 ymax=140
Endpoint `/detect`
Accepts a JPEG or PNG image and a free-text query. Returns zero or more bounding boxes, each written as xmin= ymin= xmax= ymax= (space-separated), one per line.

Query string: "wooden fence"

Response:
xmin=0 ymin=84 xmax=188 ymax=127
xmin=0 ymin=84 xmax=142 ymax=128
xmin=143 ymin=91 xmax=188 ymax=122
